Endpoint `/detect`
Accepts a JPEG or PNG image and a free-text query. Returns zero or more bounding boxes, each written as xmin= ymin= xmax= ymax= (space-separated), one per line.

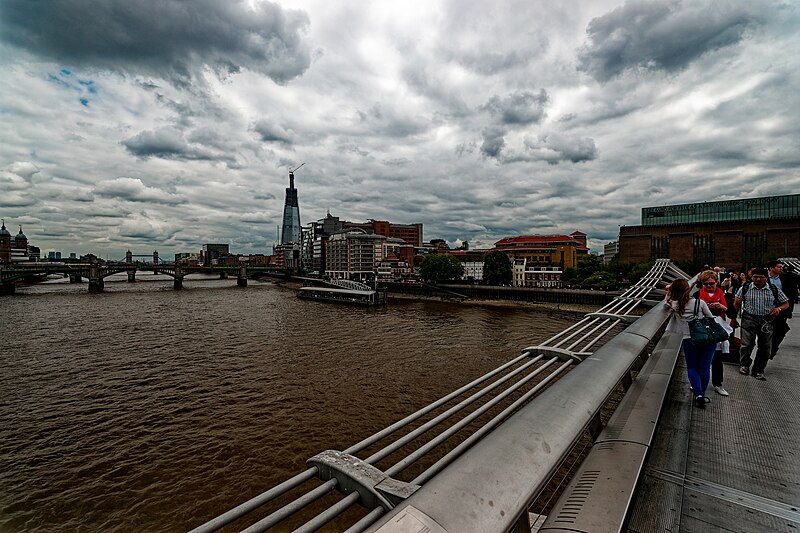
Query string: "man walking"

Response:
xmin=771 ymin=261 xmax=799 ymax=358
xmin=767 ymin=260 xmax=795 ymax=358
xmin=732 ymin=267 xmax=789 ymax=380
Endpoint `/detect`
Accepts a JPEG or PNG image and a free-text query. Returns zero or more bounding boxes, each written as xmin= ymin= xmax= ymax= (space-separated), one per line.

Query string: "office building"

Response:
xmin=603 ymin=241 xmax=619 ymax=265
xmin=280 ymin=170 xmax=302 ymax=245
xmin=201 ymin=244 xmax=230 ymax=266
xmin=325 ymin=230 xmax=387 ymax=281
xmin=343 ymin=220 xmax=423 ymax=247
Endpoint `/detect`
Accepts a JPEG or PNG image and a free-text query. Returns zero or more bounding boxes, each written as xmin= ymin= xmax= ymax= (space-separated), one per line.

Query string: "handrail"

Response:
xmin=537 ymin=330 xmax=684 ymax=532
xmin=366 ymin=302 xmax=672 ymax=532
xmin=189 ymin=259 xmax=678 ymax=532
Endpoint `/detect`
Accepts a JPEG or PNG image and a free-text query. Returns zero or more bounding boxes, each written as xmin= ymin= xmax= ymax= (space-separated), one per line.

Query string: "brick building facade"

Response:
xmin=619 ymin=194 xmax=800 ymax=271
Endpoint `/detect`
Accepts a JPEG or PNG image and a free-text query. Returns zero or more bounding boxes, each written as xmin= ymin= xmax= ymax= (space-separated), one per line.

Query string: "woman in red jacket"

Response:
xmin=696 ymin=270 xmax=729 ymax=396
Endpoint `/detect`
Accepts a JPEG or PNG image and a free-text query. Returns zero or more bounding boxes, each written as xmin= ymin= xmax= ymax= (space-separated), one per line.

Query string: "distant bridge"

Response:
xmin=0 ymin=262 xmax=292 ymax=294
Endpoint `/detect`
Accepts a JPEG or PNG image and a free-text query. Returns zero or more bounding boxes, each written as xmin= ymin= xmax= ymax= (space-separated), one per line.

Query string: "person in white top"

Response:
xmin=665 ymin=278 xmax=716 ymax=409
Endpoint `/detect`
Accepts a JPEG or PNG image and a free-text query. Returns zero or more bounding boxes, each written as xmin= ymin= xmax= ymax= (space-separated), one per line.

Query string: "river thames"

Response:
xmin=0 ymin=273 xmax=581 ymax=531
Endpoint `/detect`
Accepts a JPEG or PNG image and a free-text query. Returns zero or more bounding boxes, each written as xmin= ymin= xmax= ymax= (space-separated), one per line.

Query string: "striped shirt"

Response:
xmin=735 ymin=282 xmax=789 ymax=316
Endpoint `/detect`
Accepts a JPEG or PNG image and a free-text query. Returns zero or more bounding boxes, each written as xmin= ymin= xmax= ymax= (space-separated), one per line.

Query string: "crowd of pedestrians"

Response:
xmin=666 ymin=259 xmax=799 ymax=408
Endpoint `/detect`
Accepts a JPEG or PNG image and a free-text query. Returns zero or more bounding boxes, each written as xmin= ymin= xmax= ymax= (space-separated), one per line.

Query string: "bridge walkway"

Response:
xmin=627 ymin=316 xmax=800 ymax=532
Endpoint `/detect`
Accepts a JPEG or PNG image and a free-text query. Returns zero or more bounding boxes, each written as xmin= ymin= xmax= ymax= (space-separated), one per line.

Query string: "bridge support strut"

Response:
xmin=237 ymin=266 xmax=247 ymax=287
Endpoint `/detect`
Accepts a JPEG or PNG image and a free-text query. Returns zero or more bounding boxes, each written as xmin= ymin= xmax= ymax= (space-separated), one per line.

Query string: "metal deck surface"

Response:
xmin=628 ymin=316 xmax=800 ymax=532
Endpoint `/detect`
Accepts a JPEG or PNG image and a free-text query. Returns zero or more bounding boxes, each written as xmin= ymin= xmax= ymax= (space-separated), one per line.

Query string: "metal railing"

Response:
xmin=190 ymin=259 xmax=688 ymax=533
xmin=327 ymin=279 xmax=374 ymax=291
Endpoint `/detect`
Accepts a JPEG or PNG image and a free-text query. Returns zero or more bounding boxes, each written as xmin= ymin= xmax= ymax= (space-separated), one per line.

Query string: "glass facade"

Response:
xmin=642 ymin=194 xmax=800 ymax=226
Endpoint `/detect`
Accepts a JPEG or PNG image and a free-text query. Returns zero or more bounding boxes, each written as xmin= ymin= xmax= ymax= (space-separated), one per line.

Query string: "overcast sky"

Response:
xmin=1 ymin=0 xmax=798 ymax=258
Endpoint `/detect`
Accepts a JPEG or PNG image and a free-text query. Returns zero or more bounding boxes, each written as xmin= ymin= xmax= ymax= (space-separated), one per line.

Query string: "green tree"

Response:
xmin=582 ymin=271 xmax=617 ymax=290
xmin=483 ymin=251 xmax=512 ymax=285
xmin=419 ymin=254 xmax=464 ymax=282
xmin=576 ymin=254 xmax=603 ymax=281
xmin=561 ymin=267 xmax=579 ymax=285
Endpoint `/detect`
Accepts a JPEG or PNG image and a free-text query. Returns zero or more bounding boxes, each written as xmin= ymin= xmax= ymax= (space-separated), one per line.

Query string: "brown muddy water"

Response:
xmin=0 ymin=273 xmax=581 ymax=531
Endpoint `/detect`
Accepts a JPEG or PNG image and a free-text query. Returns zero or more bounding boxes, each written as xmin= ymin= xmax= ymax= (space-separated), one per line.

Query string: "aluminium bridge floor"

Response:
xmin=628 ymin=316 xmax=800 ymax=532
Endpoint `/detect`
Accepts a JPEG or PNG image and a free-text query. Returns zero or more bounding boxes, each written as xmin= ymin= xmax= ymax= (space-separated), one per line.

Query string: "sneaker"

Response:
xmin=713 ymin=386 xmax=729 ymax=396
xmin=753 ymin=373 xmax=766 ymax=381
xmin=694 ymin=396 xmax=706 ymax=409
xmin=739 ymin=366 xmax=749 ymax=375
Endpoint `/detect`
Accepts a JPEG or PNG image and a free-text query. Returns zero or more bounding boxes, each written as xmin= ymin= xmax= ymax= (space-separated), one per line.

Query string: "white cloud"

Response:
xmin=0 ymin=0 xmax=798 ymax=257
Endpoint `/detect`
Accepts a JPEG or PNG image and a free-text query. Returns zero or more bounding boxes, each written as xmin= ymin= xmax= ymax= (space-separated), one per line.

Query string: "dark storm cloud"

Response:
xmin=253 ymin=120 xmax=295 ymax=145
xmin=0 ymin=0 xmax=311 ymax=85
xmin=483 ymin=90 xmax=549 ymax=125
xmin=480 ymin=127 xmax=506 ymax=159
xmin=577 ymin=0 xmax=759 ymax=82
xmin=121 ymin=127 xmax=237 ymax=165
xmin=94 ymin=177 xmax=186 ymax=205
xmin=122 ymin=128 xmax=192 ymax=159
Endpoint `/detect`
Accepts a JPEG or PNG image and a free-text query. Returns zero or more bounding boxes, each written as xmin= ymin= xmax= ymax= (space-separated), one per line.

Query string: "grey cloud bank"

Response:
xmin=1 ymin=0 xmax=798 ymax=258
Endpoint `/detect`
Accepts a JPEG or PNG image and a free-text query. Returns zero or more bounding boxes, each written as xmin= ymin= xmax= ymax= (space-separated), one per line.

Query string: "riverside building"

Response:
xmin=618 ymin=194 xmax=800 ymax=270
xmin=492 ymin=232 xmax=589 ymax=288
xmin=0 ymin=220 xmax=34 ymax=265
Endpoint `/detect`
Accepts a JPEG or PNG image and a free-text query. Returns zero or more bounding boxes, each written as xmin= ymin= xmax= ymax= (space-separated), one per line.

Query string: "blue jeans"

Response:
xmin=683 ymin=339 xmax=717 ymax=396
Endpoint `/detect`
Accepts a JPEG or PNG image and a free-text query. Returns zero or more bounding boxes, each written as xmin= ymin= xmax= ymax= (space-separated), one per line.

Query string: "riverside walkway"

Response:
xmin=624 ymin=315 xmax=800 ymax=532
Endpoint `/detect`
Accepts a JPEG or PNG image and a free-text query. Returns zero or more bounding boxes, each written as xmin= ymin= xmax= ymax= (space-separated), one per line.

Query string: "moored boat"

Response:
xmin=297 ymin=279 xmax=387 ymax=306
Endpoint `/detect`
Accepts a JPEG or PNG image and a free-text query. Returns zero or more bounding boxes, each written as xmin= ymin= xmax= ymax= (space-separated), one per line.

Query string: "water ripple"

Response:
xmin=1 ymin=279 xmax=576 ymax=531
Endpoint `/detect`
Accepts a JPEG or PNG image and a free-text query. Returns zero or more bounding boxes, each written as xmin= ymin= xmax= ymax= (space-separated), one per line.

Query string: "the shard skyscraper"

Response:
xmin=280 ymin=170 xmax=301 ymax=244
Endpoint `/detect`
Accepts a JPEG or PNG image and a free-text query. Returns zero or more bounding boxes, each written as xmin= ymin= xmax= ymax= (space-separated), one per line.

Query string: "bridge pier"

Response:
xmin=237 ymin=267 xmax=247 ymax=287
xmin=127 ymin=271 xmax=136 ymax=283
xmin=173 ymin=266 xmax=183 ymax=290
xmin=219 ymin=271 xmax=228 ymax=280
xmin=1 ymin=283 xmax=15 ymax=295
xmin=88 ymin=265 xmax=104 ymax=293
xmin=69 ymin=274 xmax=82 ymax=283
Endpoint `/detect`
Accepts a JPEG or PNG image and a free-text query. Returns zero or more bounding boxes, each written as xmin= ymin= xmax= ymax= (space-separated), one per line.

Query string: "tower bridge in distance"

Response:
xmin=189 ymin=258 xmax=800 ymax=533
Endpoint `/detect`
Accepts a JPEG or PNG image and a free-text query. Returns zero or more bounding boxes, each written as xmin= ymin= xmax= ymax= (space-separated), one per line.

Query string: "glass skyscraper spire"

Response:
xmin=280 ymin=171 xmax=301 ymax=244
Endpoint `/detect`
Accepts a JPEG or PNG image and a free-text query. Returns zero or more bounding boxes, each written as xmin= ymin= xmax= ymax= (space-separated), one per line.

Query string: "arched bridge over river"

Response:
xmin=189 ymin=258 xmax=800 ymax=533
xmin=0 ymin=262 xmax=292 ymax=294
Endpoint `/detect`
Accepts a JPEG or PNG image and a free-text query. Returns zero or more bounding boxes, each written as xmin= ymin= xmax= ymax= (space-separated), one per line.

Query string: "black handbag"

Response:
xmin=688 ymin=298 xmax=730 ymax=346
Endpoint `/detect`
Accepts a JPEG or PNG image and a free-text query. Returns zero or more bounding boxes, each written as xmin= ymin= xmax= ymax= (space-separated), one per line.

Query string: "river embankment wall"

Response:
xmin=383 ymin=282 xmax=618 ymax=306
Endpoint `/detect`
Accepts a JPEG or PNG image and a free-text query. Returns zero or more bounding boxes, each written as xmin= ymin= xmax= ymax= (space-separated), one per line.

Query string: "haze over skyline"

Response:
xmin=1 ymin=0 xmax=799 ymax=258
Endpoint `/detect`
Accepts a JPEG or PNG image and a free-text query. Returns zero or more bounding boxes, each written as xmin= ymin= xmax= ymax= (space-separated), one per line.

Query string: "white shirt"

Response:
xmin=665 ymin=297 xmax=714 ymax=339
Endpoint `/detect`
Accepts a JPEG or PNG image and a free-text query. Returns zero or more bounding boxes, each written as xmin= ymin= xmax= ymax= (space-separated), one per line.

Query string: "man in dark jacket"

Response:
xmin=766 ymin=260 xmax=796 ymax=358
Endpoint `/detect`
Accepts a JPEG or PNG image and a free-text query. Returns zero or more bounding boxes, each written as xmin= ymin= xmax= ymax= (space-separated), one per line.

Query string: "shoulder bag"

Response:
xmin=688 ymin=298 xmax=730 ymax=346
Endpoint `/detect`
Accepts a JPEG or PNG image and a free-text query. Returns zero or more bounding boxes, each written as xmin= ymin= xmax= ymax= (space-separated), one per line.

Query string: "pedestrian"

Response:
xmin=666 ymin=278 xmax=717 ymax=408
xmin=768 ymin=260 xmax=798 ymax=358
xmin=784 ymin=264 xmax=799 ymax=304
xmin=732 ymin=267 xmax=790 ymax=380
xmin=695 ymin=270 xmax=730 ymax=396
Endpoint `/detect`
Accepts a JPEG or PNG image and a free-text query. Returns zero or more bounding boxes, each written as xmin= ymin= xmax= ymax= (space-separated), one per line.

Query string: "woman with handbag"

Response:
xmin=665 ymin=278 xmax=717 ymax=409
xmin=695 ymin=271 xmax=731 ymax=397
